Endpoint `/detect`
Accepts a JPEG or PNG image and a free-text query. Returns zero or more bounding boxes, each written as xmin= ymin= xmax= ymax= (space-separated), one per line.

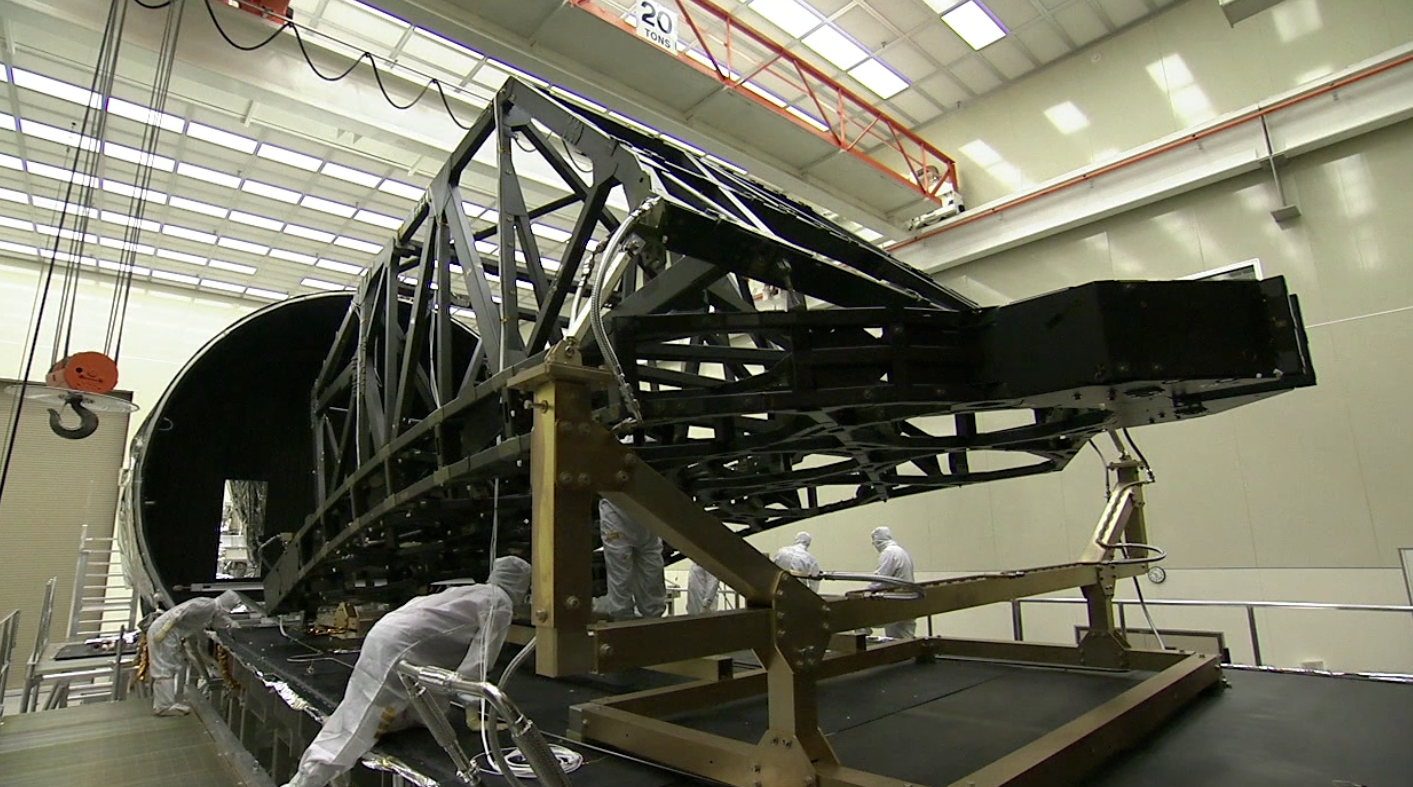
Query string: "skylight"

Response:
xmin=748 ymin=0 xmax=821 ymax=38
xmin=940 ymin=1 xmax=1007 ymax=51
xmin=802 ymin=27 xmax=868 ymax=70
xmin=848 ymin=59 xmax=908 ymax=99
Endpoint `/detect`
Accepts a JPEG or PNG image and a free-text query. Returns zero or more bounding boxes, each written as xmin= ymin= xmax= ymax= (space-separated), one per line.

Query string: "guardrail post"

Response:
xmin=1246 ymin=606 xmax=1263 ymax=666
xmin=1011 ymin=599 xmax=1024 ymax=642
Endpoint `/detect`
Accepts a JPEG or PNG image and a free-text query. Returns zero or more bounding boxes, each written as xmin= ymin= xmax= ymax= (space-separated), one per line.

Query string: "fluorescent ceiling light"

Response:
xmin=530 ymin=223 xmax=573 ymax=243
xmin=102 ymin=179 xmax=167 ymax=204
xmin=802 ymin=27 xmax=868 ymax=70
xmin=0 ymin=65 xmax=7 ymax=82
xmin=322 ymin=162 xmax=382 ymax=187
xmin=99 ymin=211 xmax=161 ymax=232
xmin=785 ymin=105 xmax=830 ymax=133
xmin=98 ymin=237 xmax=154 ymax=255
xmin=353 ymin=209 xmax=401 ymax=230
xmin=162 ymin=225 xmax=219 ymax=244
xmin=378 ymin=180 xmax=423 ymax=200
xmin=245 ymin=287 xmax=287 ymax=300
xmin=217 ymin=237 xmax=270 ymax=256
xmin=0 ymin=152 xmax=20 ymax=170
xmin=316 ymin=258 xmax=364 ymax=275
xmin=186 ymin=122 xmax=258 ymax=154
xmin=201 ymin=278 xmax=246 ymax=293
xmin=462 ymin=201 xmax=486 ymax=218
xmin=0 ymin=186 xmax=27 ymax=203
xmin=270 ymin=248 xmax=318 ymax=265
xmin=152 ymin=269 xmax=200 ymax=285
xmin=285 ymin=224 xmax=336 ymax=243
xmin=208 ymin=259 xmax=257 ymax=274
xmin=168 ymin=196 xmax=230 ymax=219
xmin=0 ymin=240 xmax=39 ymax=256
xmin=941 ymin=1 xmax=1008 ymax=51
xmin=333 ymin=236 xmax=382 ymax=254
xmin=26 ymin=161 xmax=83 ymax=183
xmin=301 ymin=277 xmax=346 ymax=290
xmin=31 ymin=197 xmax=95 ymax=217
xmin=1044 ymin=101 xmax=1090 ymax=134
xmin=480 ymin=209 xmax=500 ymax=224
xmin=0 ymin=111 xmax=11 ymax=131
xmin=97 ymin=260 xmax=150 ymax=276
xmin=258 ymin=143 xmax=322 ymax=171
xmin=11 ymin=68 xmax=98 ymax=107
xmin=20 ymin=120 xmax=96 ymax=150
xmin=849 ymin=59 xmax=908 ymax=99
xmin=301 ymin=195 xmax=357 ymax=218
xmin=104 ymin=142 xmax=175 ymax=172
xmin=853 ymin=227 xmax=884 ymax=242
xmin=176 ymin=162 xmax=242 ymax=189
xmin=241 ymin=180 xmax=301 ymax=203
xmin=749 ymin=0 xmax=821 ymax=38
xmin=229 ymin=210 xmax=285 ymax=231
xmin=0 ymin=215 xmax=35 ymax=232
xmin=156 ymin=248 xmax=207 ymax=266
xmin=107 ymin=98 xmax=184 ymax=133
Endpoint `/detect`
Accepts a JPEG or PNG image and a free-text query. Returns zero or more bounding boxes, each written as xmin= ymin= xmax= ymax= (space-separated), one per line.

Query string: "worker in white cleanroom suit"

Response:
xmin=280 ymin=556 xmax=532 ymax=787
xmin=147 ymin=590 xmax=241 ymax=716
xmin=685 ymin=562 xmax=720 ymax=615
xmin=869 ymin=526 xmax=917 ymax=639
xmin=599 ymin=499 xmax=667 ymax=620
xmin=772 ymin=531 xmax=822 ymax=592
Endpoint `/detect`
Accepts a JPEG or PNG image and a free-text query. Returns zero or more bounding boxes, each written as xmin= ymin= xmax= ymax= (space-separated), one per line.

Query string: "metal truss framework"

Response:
xmin=264 ymin=76 xmax=1315 ymax=613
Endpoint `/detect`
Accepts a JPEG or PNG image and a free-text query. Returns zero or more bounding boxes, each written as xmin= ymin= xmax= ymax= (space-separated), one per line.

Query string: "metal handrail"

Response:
xmin=1010 ymin=596 xmax=1413 ymax=670
xmin=0 ymin=609 xmax=20 ymax=722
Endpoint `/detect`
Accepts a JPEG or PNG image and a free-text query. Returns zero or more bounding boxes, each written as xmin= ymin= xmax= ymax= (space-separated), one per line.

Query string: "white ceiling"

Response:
xmin=0 ymin=0 xmax=1183 ymax=307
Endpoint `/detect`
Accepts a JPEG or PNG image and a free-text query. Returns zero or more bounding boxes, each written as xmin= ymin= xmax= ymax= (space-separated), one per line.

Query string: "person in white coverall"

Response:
xmin=869 ymin=527 xmax=916 ymax=639
xmin=148 ymin=590 xmax=241 ymax=716
xmin=281 ymin=556 xmax=533 ymax=787
xmin=685 ymin=562 xmax=720 ymax=615
xmin=773 ymin=531 xmax=822 ymax=592
xmin=599 ymin=499 xmax=667 ymax=620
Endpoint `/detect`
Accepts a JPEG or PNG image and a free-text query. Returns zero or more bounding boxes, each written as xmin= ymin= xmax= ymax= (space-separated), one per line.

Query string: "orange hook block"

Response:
xmin=46 ymin=351 xmax=119 ymax=395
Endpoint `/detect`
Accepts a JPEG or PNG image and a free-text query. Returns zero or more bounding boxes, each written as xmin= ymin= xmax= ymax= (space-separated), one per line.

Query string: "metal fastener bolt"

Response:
xmin=565 ymin=596 xmax=581 ymax=609
xmin=558 ymin=422 xmax=573 ymax=435
xmin=577 ymin=472 xmax=592 ymax=487
xmin=614 ymin=470 xmax=630 ymax=484
xmin=534 ymin=610 xmax=548 ymax=622
xmin=599 ymin=644 xmax=613 ymax=657
xmin=557 ymin=472 xmax=573 ymax=486
xmin=578 ymin=422 xmax=592 ymax=436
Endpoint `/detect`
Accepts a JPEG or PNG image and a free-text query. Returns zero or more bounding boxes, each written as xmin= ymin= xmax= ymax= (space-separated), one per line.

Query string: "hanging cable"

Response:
xmin=183 ymin=0 xmax=476 ymax=130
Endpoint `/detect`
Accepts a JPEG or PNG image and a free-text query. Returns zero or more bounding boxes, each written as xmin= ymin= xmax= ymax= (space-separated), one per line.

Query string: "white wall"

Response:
xmin=0 ymin=257 xmax=257 ymax=445
xmin=921 ymin=0 xmax=1413 ymax=208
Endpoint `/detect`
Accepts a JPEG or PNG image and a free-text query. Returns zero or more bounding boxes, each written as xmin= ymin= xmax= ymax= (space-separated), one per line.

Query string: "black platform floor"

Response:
xmin=224 ymin=627 xmax=1413 ymax=786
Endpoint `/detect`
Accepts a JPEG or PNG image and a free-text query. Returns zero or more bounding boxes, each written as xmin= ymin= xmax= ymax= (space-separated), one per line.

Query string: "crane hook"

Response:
xmin=48 ymin=396 xmax=99 ymax=440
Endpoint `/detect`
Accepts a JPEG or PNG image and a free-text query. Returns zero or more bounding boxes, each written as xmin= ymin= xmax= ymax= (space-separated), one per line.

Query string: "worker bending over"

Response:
xmin=869 ymin=527 xmax=916 ymax=639
xmin=685 ymin=562 xmax=720 ymax=615
xmin=281 ymin=556 xmax=532 ymax=787
xmin=147 ymin=590 xmax=241 ymax=716
xmin=772 ymin=531 xmax=822 ymax=591
xmin=599 ymin=499 xmax=667 ymax=620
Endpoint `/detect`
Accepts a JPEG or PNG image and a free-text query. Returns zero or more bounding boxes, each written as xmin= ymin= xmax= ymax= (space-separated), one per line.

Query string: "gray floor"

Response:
xmin=0 ymin=699 xmax=245 ymax=787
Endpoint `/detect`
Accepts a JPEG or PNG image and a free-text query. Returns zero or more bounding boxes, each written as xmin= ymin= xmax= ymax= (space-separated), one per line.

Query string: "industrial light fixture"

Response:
xmin=245 ymin=287 xmax=288 ymax=300
xmin=529 ymin=223 xmax=573 ymax=243
xmin=201 ymin=279 xmax=247 ymax=293
xmin=177 ymin=162 xmax=242 ymax=189
xmin=940 ymin=1 xmax=1007 ymax=51
xmin=749 ymin=0 xmax=821 ymax=38
xmin=258 ymin=143 xmax=322 ymax=171
xmin=108 ymin=98 xmax=185 ymax=133
xmin=208 ymin=259 xmax=258 ymax=274
xmin=162 ymin=225 xmax=219 ymax=245
xmin=168 ymin=196 xmax=230 ymax=219
xmin=300 ymin=195 xmax=358 ymax=218
xmin=302 ymin=277 xmax=347 ymax=291
xmin=10 ymin=67 xmax=98 ymax=107
xmin=786 ymin=106 xmax=830 ymax=133
xmin=229 ymin=210 xmax=285 ymax=231
xmin=217 ymin=237 xmax=270 ymax=256
xmin=152 ymin=269 xmax=200 ymax=285
xmin=848 ymin=59 xmax=908 ymax=99
xmin=744 ymin=81 xmax=788 ymax=108
xmin=378 ymin=180 xmax=424 ymax=200
xmin=802 ymin=27 xmax=868 ymax=70
xmin=353 ymin=209 xmax=401 ymax=229
xmin=0 ymin=239 xmax=37 ymax=256
xmin=270 ymin=249 xmax=318 ymax=265
xmin=241 ymin=180 xmax=301 ymax=203
xmin=322 ymin=161 xmax=382 ymax=187
xmin=332 ymin=236 xmax=382 ymax=254
xmin=285 ymin=224 xmax=337 ymax=243
xmin=102 ymin=180 xmax=167 ymax=204
xmin=156 ymin=249 xmax=207 ymax=266
xmin=103 ymin=142 xmax=175 ymax=171
xmin=186 ymin=122 xmax=258 ymax=154
xmin=316 ymin=258 xmax=364 ymax=275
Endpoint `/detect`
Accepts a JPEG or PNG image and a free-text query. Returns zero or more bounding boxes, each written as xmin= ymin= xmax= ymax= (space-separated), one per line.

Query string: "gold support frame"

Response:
xmin=509 ymin=346 xmax=1221 ymax=787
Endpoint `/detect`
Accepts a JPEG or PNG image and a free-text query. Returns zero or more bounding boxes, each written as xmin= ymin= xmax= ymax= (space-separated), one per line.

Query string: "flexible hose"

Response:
xmin=590 ymin=197 xmax=660 ymax=424
xmin=815 ymin=571 xmax=926 ymax=600
xmin=499 ymin=637 xmax=537 ymax=692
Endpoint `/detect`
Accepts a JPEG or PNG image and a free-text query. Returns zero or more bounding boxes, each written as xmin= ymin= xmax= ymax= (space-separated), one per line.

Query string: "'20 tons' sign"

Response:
xmin=633 ymin=0 xmax=679 ymax=52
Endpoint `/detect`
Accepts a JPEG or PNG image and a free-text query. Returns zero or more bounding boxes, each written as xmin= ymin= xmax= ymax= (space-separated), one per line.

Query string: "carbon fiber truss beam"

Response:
xmin=263 ymin=78 xmax=1315 ymax=612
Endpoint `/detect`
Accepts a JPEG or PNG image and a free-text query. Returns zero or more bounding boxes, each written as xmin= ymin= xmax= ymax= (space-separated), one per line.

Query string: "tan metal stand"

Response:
xmin=509 ymin=345 xmax=1221 ymax=787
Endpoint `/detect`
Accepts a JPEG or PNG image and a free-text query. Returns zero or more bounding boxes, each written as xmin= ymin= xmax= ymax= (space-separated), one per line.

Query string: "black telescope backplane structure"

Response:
xmin=123 ymin=78 xmax=1314 ymax=613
